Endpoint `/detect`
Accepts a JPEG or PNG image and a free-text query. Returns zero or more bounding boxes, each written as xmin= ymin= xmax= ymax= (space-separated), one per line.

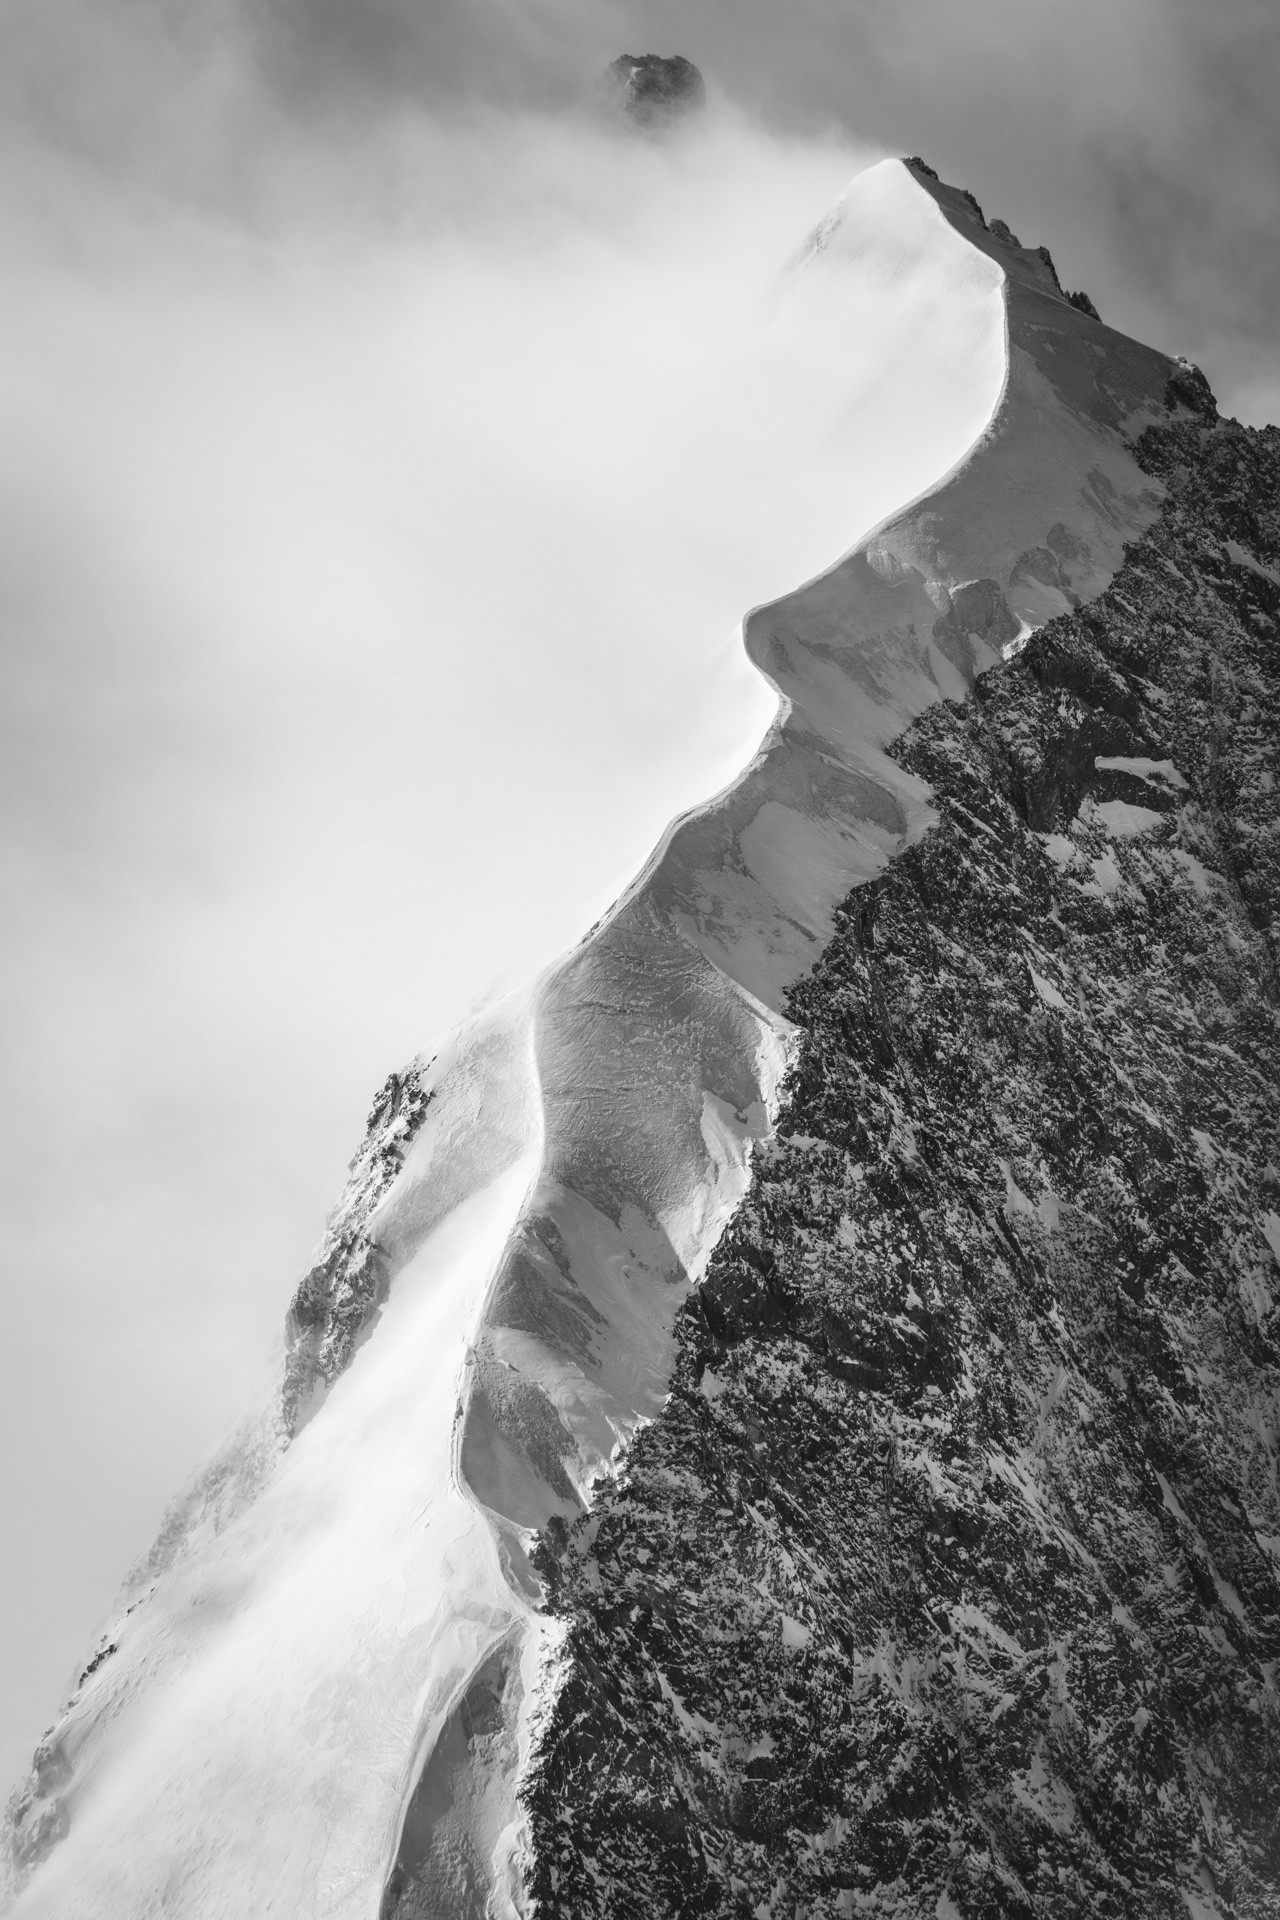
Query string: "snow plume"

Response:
xmin=244 ymin=0 xmax=1276 ymax=430
xmin=0 ymin=10 xmax=1007 ymax=1800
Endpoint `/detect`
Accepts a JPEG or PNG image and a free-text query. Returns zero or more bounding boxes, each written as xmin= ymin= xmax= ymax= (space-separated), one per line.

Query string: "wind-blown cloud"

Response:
xmin=0 ymin=1 xmax=1015 ymax=1792
xmin=618 ymin=0 xmax=1280 ymax=424
xmin=4 ymin=0 xmax=1269 ymax=1805
xmin=200 ymin=0 xmax=1278 ymax=423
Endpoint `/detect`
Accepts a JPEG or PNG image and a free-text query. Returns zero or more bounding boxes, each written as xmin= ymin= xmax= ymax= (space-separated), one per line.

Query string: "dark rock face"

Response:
xmin=522 ymin=396 xmax=1280 ymax=1913
xmin=603 ymin=54 xmax=706 ymax=130
xmin=935 ymin=176 xmax=1102 ymax=325
xmin=1067 ymin=289 xmax=1102 ymax=322
xmin=282 ymin=1064 xmax=432 ymax=1431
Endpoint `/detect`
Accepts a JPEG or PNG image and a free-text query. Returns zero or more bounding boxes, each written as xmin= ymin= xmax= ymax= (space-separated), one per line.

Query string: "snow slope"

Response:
xmin=4 ymin=158 xmax=1174 ymax=1917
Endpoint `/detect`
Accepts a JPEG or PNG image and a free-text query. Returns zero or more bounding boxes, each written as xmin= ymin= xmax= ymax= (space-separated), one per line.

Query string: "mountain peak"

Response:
xmin=904 ymin=153 xmax=1104 ymax=321
xmin=7 ymin=154 xmax=1277 ymax=1920
xmin=602 ymin=53 xmax=706 ymax=130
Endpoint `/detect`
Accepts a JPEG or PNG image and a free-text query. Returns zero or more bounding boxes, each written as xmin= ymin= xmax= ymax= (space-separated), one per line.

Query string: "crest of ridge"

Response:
xmin=4 ymin=157 xmax=1181 ymax=1920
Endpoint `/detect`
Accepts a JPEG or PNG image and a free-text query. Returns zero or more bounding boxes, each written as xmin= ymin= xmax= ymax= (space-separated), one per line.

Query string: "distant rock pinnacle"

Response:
xmin=603 ymin=53 xmax=706 ymax=130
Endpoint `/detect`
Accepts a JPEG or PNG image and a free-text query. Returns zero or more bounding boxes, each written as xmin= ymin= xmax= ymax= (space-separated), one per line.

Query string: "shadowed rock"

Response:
xmin=603 ymin=53 xmax=706 ymax=130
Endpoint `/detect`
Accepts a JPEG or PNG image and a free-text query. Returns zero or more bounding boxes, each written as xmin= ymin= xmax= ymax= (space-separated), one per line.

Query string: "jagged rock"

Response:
xmin=603 ymin=54 xmax=706 ymax=130
xmin=1034 ymin=242 xmax=1063 ymax=290
xmin=1068 ymin=287 xmax=1102 ymax=321
xmin=523 ymin=400 xmax=1280 ymax=1916
xmin=1169 ymin=355 xmax=1220 ymax=423
xmin=282 ymin=1063 xmax=433 ymax=1431
xmin=918 ymin=167 xmax=1096 ymax=327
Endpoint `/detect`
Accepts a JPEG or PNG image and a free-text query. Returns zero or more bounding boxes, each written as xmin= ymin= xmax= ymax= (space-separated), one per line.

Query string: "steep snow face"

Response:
xmin=3 ymin=158 xmax=1174 ymax=1919
xmin=0 ymin=127 xmax=1001 ymax=1798
xmin=653 ymin=163 xmax=1173 ymax=1015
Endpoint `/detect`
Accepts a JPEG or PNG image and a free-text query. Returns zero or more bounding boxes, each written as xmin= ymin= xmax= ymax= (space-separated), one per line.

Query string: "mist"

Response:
xmin=207 ymin=0 xmax=1278 ymax=425
xmin=0 ymin=11 xmax=1023 ymax=1788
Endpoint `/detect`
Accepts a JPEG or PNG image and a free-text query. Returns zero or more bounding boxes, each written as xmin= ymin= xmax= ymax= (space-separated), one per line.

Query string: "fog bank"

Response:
xmin=0 ymin=55 xmax=1015 ymax=1787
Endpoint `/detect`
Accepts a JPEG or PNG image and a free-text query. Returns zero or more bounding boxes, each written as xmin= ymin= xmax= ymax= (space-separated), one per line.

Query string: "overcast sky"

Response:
xmin=2 ymin=0 xmax=1276 ymax=1794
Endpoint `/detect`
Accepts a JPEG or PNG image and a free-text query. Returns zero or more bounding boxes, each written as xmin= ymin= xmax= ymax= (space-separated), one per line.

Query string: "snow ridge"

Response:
xmin=4 ymin=160 xmax=1177 ymax=1919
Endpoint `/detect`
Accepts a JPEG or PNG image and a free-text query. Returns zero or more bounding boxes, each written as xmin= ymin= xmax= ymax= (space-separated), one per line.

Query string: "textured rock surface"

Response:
xmin=283 ymin=1065 xmax=434 ymax=1431
xmin=523 ymin=393 xmax=1280 ymax=1913
xmin=603 ymin=55 xmax=706 ymax=130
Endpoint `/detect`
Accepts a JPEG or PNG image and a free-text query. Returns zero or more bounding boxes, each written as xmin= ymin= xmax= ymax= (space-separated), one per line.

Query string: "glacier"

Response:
xmin=3 ymin=155 xmax=1179 ymax=1917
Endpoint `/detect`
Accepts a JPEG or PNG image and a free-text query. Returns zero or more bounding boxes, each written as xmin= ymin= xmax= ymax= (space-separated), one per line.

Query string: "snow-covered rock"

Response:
xmin=523 ymin=260 xmax=1280 ymax=1918
xmin=6 ymin=156 xmax=1249 ymax=1920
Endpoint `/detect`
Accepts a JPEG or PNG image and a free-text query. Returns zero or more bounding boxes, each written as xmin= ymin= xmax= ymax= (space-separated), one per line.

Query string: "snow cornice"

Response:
xmin=5 ymin=158 xmax=1190 ymax=1920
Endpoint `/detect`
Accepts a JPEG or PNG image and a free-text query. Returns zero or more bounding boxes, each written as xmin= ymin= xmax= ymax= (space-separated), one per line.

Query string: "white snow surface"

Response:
xmin=15 ymin=1157 xmax=540 ymax=1917
xmin=1095 ymin=755 xmax=1188 ymax=788
xmin=1093 ymin=798 xmax=1168 ymax=839
xmin=5 ymin=158 xmax=1177 ymax=1917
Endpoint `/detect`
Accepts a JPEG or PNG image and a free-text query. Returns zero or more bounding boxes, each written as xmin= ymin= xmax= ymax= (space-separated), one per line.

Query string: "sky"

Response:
xmin=1 ymin=0 xmax=1276 ymax=1796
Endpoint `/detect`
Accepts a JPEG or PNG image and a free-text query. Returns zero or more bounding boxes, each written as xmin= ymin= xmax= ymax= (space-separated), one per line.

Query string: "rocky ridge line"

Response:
xmin=521 ymin=383 xmax=1280 ymax=1914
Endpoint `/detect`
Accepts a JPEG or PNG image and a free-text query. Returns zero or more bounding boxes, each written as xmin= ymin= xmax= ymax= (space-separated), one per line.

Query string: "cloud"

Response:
xmin=596 ymin=0 xmax=1280 ymax=423
xmin=0 ymin=0 xmax=1011 ymax=1792
xmin=6 ymin=0 xmax=1275 ymax=432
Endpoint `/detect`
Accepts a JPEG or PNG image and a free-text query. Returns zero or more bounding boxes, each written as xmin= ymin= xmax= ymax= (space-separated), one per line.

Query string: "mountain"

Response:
xmin=6 ymin=156 xmax=1278 ymax=1920
xmin=602 ymin=54 xmax=707 ymax=128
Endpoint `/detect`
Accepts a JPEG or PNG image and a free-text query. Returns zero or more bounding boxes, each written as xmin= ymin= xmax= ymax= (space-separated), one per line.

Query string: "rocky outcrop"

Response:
xmin=283 ymin=1065 xmax=434 ymax=1430
xmin=1067 ymin=289 xmax=1102 ymax=322
xmin=910 ymin=162 xmax=1103 ymax=329
xmin=602 ymin=55 xmax=706 ymax=130
xmin=522 ymin=392 xmax=1280 ymax=1913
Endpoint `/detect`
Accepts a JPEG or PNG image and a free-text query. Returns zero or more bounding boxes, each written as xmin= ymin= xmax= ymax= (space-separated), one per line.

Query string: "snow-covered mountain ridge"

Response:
xmin=524 ymin=363 xmax=1280 ymax=1919
xmin=3 ymin=156 xmax=1225 ymax=1918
